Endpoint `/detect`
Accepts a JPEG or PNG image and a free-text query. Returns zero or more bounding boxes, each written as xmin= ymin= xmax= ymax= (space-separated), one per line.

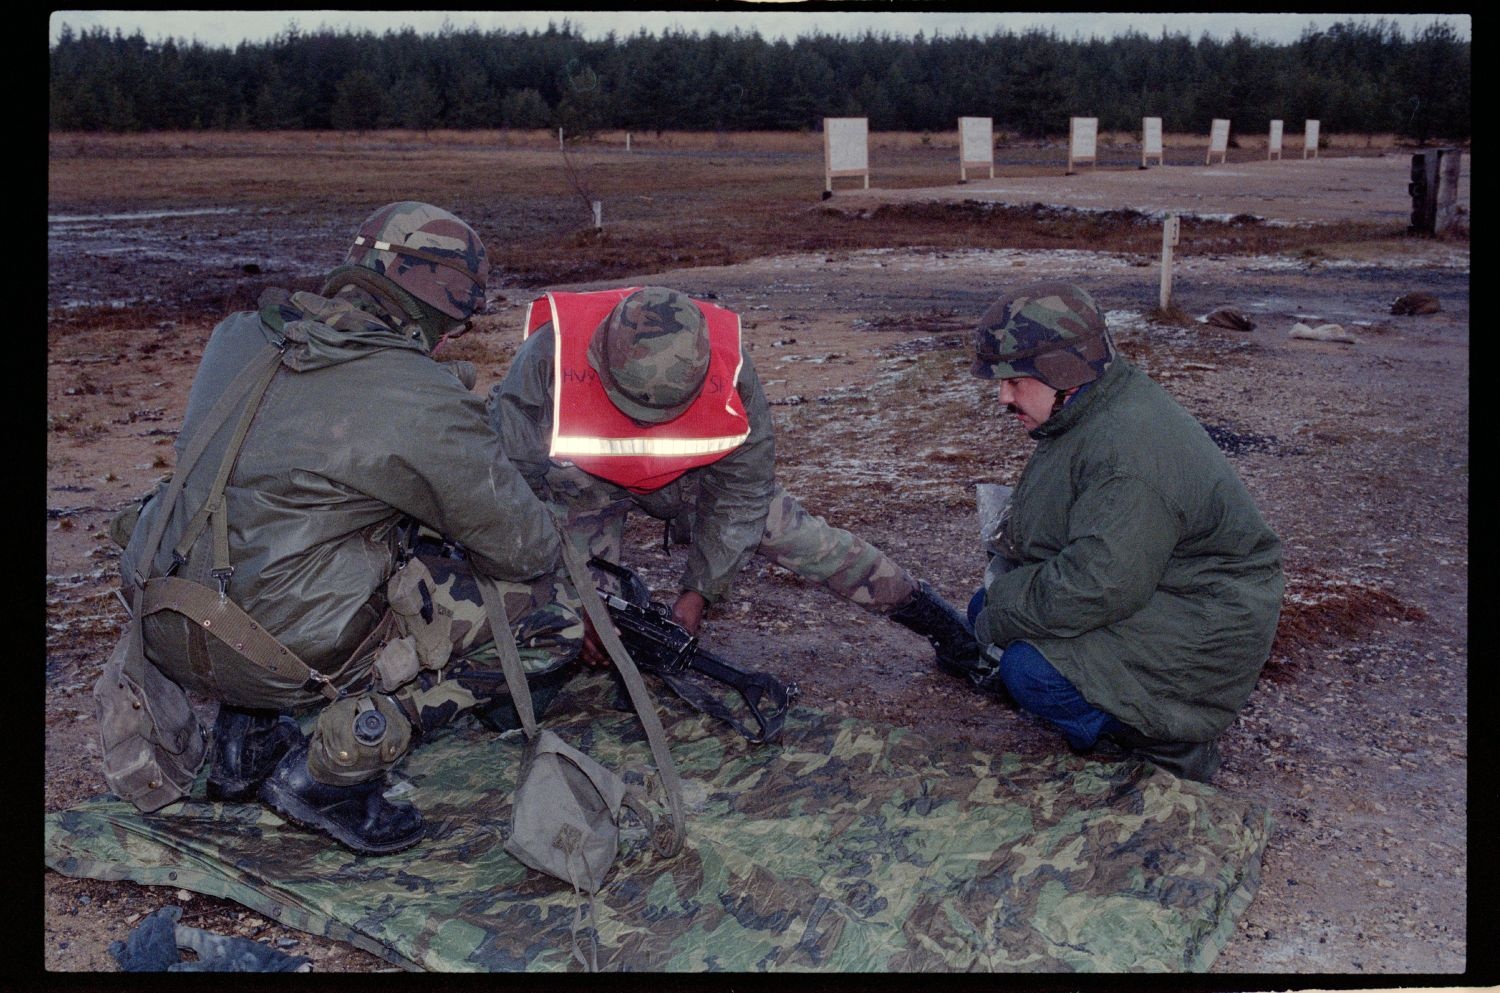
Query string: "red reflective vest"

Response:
xmin=524 ymin=287 xmax=751 ymax=494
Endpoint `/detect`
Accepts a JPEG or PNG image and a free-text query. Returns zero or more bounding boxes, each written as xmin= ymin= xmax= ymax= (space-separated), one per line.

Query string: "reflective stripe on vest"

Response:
xmin=524 ymin=288 xmax=750 ymax=493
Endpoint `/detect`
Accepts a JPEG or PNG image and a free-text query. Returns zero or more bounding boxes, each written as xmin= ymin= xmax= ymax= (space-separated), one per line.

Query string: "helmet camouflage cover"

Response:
xmin=588 ymin=286 xmax=712 ymax=424
xmin=346 ymin=201 xmax=490 ymax=321
xmin=970 ymin=281 xmax=1115 ymax=390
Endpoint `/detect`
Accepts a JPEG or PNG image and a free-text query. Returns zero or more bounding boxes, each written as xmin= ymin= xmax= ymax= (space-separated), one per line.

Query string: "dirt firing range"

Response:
xmin=45 ymin=127 xmax=1471 ymax=976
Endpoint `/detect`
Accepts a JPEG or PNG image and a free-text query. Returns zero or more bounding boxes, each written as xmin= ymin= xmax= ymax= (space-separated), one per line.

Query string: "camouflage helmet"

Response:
xmin=587 ymin=287 xmax=711 ymax=424
xmin=970 ymin=281 xmax=1115 ymax=390
xmin=345 ymin=202 xmax=489 ymax=321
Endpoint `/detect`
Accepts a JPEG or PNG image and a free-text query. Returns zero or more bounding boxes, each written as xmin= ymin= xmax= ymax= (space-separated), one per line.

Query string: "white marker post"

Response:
xmin=1268 ymin=120 xmax=1283 ymax=161
xmin=1159 ymin=214 xmax=1180 ymax=310
xmin=558 ymin=127 xmax=564 ymax=150
xmin=823 ymin=117 xmax=870 ymax=194
xmin=1141 ymin=116 xmax=1164 ymax=168
xmin=1068 ymin=117 xmax=1098 ymax=175
xmin=1206 ymin=119 xmax=1230 ymax=165
xmin=1303 ymin=120 xmax=1320 ymax=159
xmin=959 ymin=116 xmax=994 ymax=182
xmin=592 ymin=200 xmax=603 ymax=231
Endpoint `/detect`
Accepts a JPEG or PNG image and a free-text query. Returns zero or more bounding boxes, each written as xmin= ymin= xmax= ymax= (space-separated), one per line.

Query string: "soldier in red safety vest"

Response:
xmin=486 ymin=285 xmax=985 ymax=678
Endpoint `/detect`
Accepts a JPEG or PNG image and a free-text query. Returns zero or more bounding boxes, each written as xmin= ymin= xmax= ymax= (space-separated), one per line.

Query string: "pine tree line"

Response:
xmin=49 ymin=19 xmax=1470 ymax=141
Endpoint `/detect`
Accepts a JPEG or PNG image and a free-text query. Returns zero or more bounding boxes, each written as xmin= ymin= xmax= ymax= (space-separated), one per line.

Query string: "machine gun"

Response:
xmin=590 ymin=557 xmax=797 ymax=744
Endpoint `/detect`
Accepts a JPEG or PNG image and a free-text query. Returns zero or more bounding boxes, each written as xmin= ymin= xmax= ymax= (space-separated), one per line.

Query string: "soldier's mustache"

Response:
xmin=1005 ymin=403 xmax=1020 ymax=415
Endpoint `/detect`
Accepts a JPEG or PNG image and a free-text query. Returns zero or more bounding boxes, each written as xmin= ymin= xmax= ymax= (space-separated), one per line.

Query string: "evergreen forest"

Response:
xmin=48 ymin=18 xmax=1470 ymax=141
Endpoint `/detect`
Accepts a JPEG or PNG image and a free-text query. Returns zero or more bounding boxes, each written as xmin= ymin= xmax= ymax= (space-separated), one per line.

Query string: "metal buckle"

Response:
xmin=211 ymin=567 xmax=233 ymax=599
xmin=301 ymin=669 xmax=344 ymax=701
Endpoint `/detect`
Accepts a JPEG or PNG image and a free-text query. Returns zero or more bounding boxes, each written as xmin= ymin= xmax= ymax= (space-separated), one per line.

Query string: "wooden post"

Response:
xmin=626 ymin=132 xmax=632 ymax=152
xmin=592 ymin=200 xmax=603 ymax=231
xmin=558 ymin=128 xmax=564 ymax=150
xmin=1159 ymin=214 xmax=1180 ymax=310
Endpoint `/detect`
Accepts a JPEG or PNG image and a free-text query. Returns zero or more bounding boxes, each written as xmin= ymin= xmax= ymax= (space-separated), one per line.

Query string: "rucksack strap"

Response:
xmin=554 ymin=535 xmax=685 ymax=858
xmin=170 ymin=340 xmax=283 ymax=582
xmin=128 ymin=340 xmax=284 ymax=598
xmin=126 ymin=332 xmax=339 ymax=702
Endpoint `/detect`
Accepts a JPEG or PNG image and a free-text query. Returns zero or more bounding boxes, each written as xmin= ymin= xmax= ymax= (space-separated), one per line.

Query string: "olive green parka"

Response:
xmin=976 ymin=359 xmax=1284 ymax=742
xmin=121 ymin=287 xmax=564 ymax=700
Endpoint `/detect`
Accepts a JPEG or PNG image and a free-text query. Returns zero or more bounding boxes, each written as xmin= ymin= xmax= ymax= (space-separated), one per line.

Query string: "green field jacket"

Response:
xmin=121 ymin=288 xmax=564 ymax=679
xmin=976 ymin=359 xmax=1284 ymax=742
xmin=487 ymin=328 xmax=776 ymax=604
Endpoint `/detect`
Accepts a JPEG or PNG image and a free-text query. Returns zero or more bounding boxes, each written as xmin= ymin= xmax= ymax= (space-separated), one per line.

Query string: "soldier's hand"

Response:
xmin=580 ymin=612 xmax=614 ymax=668
xmin=670 ymin=590 xmax=707 ymax=636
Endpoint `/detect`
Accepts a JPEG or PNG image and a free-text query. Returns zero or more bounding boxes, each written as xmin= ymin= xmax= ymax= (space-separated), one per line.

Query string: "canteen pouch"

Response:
xmin=93 ymin=619 xmax=207 ymax=813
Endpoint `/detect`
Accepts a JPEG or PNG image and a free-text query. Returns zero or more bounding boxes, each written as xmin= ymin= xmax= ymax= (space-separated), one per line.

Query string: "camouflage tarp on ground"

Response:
xmin=45 ymin=673 xmax=1271 ymax=972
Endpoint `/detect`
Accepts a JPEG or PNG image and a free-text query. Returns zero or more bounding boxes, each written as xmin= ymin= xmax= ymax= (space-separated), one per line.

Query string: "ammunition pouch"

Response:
xmin=386 ymin=557 xmax=454 ymax=671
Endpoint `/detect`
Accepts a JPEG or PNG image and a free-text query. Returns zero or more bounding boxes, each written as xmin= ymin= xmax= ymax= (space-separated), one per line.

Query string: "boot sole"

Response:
xmin=259 ymin=780 xmax=424 ymax=856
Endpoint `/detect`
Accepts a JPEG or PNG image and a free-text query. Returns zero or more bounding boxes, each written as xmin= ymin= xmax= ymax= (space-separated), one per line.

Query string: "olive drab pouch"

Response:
xmin=109 ymin=475 xmax=172 ymax=550
xmin=371 ymin=636 xmax=421 ymax=693
xmin=504 ymin=729 xmax=656 ymax=895
xmin=93 ymin=615 xmax=207 ymax=813
xmin=479 ymin=533 xmax=685 ymax=971
xmin=504 ymin=728 xmax=659 ymax=971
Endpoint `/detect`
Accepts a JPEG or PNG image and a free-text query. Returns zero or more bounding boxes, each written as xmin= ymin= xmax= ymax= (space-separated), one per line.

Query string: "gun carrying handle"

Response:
xmin=587 ymin=555 xmax=653 ymax=607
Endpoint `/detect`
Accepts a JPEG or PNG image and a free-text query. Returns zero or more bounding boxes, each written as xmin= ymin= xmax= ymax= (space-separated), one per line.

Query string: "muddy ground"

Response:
xmin=43 ymin=130 xmax=1471 ymax=980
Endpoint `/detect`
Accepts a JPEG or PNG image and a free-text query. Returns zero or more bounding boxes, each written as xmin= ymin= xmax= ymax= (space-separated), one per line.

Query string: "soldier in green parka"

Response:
xmin=111 ymin=202 xmax=586 ymax=854
xmin=965 ymin=282 xmax=1284 ymax=781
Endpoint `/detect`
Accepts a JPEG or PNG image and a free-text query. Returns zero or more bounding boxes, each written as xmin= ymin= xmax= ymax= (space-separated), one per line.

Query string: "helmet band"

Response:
xmin=351 ymin=235 xmax=486 ymax=288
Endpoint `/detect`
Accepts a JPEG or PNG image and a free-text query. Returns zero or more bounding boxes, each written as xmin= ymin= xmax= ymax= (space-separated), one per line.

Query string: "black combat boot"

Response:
xmin=889 ymin=581 xmax=989 ymax=683
xmin=1103 ymin=725 xmax=1222 ymax=783
xmin=206 ymin=705 xmax=303 ymax=802
xmin=472 ymin=664 xmax=574 ymax=732
xmin=259 ymin=740 xmax=425 ymax=855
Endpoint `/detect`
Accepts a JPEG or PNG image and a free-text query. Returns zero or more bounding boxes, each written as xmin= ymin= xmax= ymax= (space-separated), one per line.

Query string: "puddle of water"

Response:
xmin=48 ymin=207 xmax=242 ymax=224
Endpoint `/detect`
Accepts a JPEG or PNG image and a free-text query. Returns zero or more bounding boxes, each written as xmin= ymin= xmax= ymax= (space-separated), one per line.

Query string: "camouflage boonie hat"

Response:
xmin=970 ymin=281 xmax=1115 ymax=390
xmin=346 ymin=202 xmax=490 ymax=321
xmin=587 ymin=287 xmax=711 ymax=424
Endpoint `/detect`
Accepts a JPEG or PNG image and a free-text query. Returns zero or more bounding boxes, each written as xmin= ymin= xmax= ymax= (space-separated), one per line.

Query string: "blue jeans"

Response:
xmin=970 ymin=589 xmax=1124 ymax=751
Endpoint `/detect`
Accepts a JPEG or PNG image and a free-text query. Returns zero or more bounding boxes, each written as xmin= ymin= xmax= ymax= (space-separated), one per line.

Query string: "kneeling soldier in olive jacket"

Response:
xmin=966 ymin=282 xmax=1284 ymax=781
xmin=107 ymin=202 xmax=584 ymax=854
